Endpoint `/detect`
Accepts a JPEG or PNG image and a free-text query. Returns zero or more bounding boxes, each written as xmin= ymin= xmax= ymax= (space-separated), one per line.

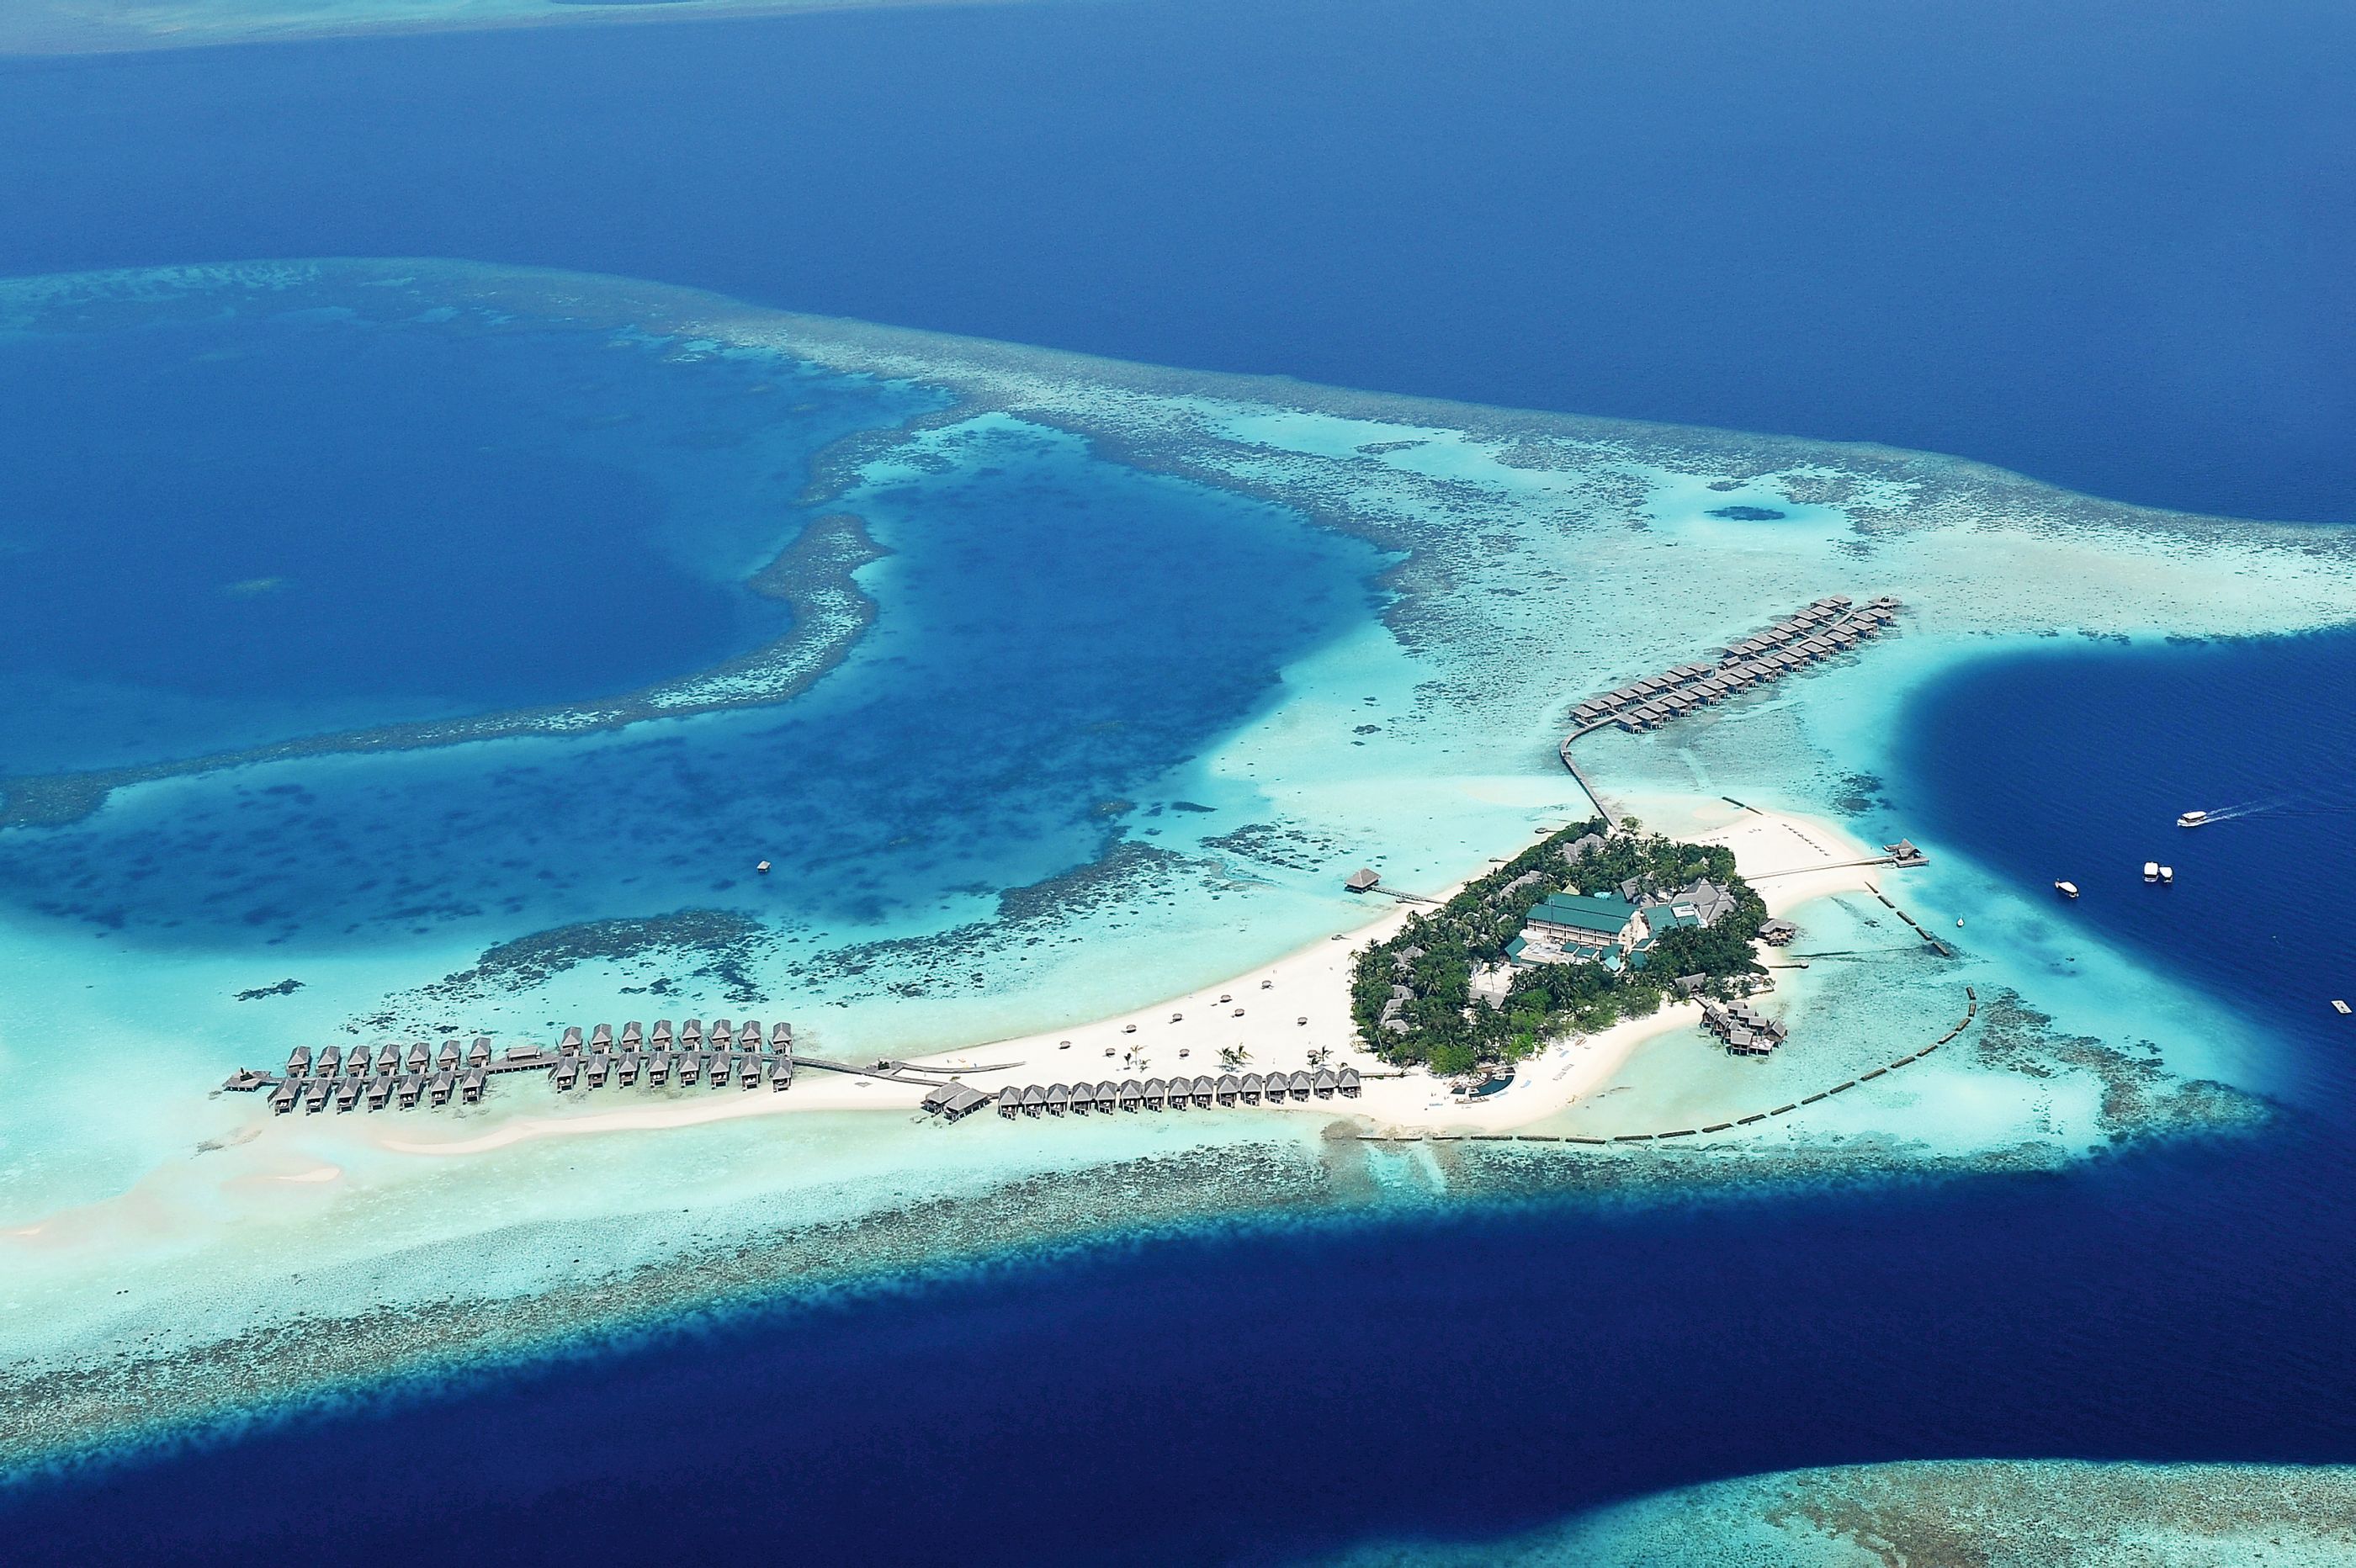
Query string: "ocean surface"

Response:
xmin=0 ymin=0 xmax=2351 ymax=522
xmin=1 ymin=2 xmax=2353 ymax=1563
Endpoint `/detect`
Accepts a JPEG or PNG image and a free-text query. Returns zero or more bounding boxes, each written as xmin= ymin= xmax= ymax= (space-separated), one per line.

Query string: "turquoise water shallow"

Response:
xmin=3 ymin=260 xmax=2356 ymax=1502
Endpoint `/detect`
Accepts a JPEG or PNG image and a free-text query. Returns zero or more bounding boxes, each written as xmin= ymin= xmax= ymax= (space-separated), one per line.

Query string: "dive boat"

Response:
xmin=2178 ymin=810 xmax=2210 ymax=829
xmin=2143 ymin=861 xmax=2160 ymax=883
xmin=2054 ymin=881 xmax=2080 ymax=899
xmin=2159 ymin=865 xmax=2175 ymax=885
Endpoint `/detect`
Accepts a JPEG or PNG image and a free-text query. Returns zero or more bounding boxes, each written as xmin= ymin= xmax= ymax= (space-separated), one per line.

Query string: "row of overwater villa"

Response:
xmin=1568 ymin=595 xmax=1902 ymax=735
xmin=222 ymin=1017 xmax=795 ymax=1115
xmin=968 ymin=1067 xmax=1365 ymax=1120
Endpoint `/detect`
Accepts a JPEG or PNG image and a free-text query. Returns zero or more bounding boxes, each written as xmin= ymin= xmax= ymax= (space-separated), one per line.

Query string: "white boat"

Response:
xmin=2178 ymin=810 xmax=2210 ymax=829
xmin=2055 ymin=881 xmax=2080 ymax=898
xmin=2143 ymin=861 xmax=2160 ymax=883
xmin=2330 ymin=1000 xmax=2349 ymax=1016
xmin=2159 ymin=866 xmax=2175 ymax=885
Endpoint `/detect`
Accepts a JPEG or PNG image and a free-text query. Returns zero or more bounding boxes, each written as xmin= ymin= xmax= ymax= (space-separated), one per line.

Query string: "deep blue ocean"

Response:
xmin=3 ymin=1 xmax=2354 ymax=1561
xmin=0 ymin=0 xmax=2349 ymax=522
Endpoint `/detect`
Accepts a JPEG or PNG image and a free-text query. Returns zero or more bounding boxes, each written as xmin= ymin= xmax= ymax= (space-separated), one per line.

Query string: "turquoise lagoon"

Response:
xmin=4 ymin=259 xmax=2356 ymax=1462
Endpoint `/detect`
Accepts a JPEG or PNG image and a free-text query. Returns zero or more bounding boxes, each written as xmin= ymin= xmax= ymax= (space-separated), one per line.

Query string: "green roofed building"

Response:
xmin=1510 ymin=891 xmax=1648 ymax=971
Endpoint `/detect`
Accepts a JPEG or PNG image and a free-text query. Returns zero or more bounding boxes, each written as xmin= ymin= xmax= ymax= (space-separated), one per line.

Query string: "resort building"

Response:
xmin=1507 ymin=891 xmax=1649 ymax=970
xmin=1507 ymin=877 xmax=1745 ymax=974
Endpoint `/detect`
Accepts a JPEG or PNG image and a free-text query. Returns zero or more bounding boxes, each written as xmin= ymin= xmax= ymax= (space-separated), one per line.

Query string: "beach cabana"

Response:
xmin=1188 ymin=1075 xmax=1213 ymax=1107
xmin=1216 ymin=1075 xmax=1240 ymax=1106
xmin=769 ymin=1057 xmax=793 ymax=1090
xmin=1313 ymin=1069 xmax=1339 ymax=1099
xmin=1093 ymin=1081 xmax=1120 ymax=1112
xmin=1238 ymin=1073 xmax=1265 ymax=1104
xmin=998 ymin=1089 xmax=1024 ymax=1119
xmin=270 ymin=1080 xmax=301 ymax=1115
xmin=1022 ymin=1084 xmax=1049 ymax=1117
xmin=1337 ymin=1067 xmax=1361 ymax=1098
xmin=1287 ymin=1071 xmax=1313 ymax=1100
xmin=1142 ymin=1078 xmax=1168 ymax=1110
xmin=1118 ymin=1080 xmax=1144 ymax=1112
xmin=1045 ymin=1083 xmax=1072 ymax=1116
xmin=460 ymin=1068 xmax=486 ymax=1104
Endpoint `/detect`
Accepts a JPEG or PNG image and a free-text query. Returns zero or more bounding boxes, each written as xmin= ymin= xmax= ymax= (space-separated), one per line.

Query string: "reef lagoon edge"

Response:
xmin=2 ymin=257 xmax=2352 ymax=1478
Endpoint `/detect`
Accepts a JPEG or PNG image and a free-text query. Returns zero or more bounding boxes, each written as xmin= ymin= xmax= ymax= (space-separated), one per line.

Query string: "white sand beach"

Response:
xmin=374 ymin=803 xmax=1892 ymax=1154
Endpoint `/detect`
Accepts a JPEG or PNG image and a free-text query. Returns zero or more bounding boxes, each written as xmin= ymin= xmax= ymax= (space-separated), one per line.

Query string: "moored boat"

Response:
xmin=2054 ymin=881 xmax=2080 ymax=898
xmin=2143 ymin=861 xmax=2160 ymax=883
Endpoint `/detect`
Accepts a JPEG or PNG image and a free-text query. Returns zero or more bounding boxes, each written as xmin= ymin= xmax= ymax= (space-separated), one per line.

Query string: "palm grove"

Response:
xmin=1349 ymin=818 xmax=1769 ymax=1077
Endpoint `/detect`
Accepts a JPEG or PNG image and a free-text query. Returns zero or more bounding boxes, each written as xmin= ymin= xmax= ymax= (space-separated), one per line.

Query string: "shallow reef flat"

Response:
xmin=1322 ymin=1459 xmax=2356 ymax=1567
xmin=0 ymin=0 xmax=1036 ymax=56
xmin=3 ymin=258 xmax=2354 ymax=1473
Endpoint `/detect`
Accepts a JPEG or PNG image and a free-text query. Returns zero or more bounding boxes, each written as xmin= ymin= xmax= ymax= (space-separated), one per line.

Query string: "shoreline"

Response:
xmin=374 ymin=800 xmax=1892 ymax=1154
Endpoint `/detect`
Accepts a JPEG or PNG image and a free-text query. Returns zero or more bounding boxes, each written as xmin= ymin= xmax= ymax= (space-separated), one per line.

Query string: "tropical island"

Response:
xmin=1350 ymin=818 xmax=1772 ymax=1076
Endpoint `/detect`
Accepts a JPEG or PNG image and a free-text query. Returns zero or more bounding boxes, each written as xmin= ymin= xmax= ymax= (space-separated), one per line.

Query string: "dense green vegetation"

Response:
xmin=1349 ymin=817 xmax=1768 ymax=1073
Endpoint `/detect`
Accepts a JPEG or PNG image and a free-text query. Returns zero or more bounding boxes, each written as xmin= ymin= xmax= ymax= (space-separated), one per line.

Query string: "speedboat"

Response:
xmin=2054 ymin=881 xmax=2079 ymax=898
xmin=2178 ymin=810 xmax=2210 ymax=829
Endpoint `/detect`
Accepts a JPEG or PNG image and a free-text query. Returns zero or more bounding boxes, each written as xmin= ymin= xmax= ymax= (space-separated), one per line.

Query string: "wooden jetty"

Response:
xmin=225 ymin=1017 xmax=796 ymax=1116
